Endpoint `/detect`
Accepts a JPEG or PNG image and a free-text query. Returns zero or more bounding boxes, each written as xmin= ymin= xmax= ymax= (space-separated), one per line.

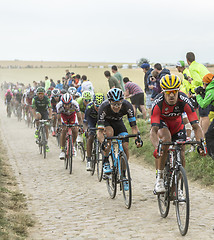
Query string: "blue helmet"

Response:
xmin=107 ymin=88 xmax=124 ymax=102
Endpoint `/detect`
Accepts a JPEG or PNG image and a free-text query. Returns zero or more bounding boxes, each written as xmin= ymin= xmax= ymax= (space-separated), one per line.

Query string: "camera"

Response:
xmin=194 ymin=86 xmax=205 ymax=98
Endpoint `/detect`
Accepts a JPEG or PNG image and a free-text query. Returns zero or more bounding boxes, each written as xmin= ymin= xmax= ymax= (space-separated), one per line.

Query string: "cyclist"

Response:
xmin=4 ymin=89 xmax=13 ymax=115
xmin=97 ymin=88 xmax=143 ymax=175
xmin=150 ymin=74 xmax=205 ymax=193
xmin=24 ymin=87 xmax=35 ymax=121
xmin=50 ymin=89 xmax=61 ymax=136
xmin=32 ymin=87 xmax=52 ymax=152
xmin=46 ymin=89 xmax=52 ymax=99
xmin=84 ymin=93 xmax=105 ymax=171
xmin=76 ymin=90 xmax=92 ymax=119
xmin=68 ymin=87 xmax=78 ymax=100
xmin=56 ymin=93 xmax=83 ymax=159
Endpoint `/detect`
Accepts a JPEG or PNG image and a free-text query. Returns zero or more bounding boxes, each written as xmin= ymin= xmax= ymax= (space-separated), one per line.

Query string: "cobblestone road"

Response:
xmin=0 ymin=100 xmax=213 ymax=239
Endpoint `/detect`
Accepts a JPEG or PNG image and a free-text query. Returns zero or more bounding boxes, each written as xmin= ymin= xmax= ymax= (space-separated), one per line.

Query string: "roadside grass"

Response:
xmin=0 ymin=140 xmax=34 ymax=240
xmin=125 ymin=118 xmax=214 ymax=187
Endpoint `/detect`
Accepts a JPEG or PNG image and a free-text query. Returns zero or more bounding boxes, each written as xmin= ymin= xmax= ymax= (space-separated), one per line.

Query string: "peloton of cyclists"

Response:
xmin=50 ymin=89 xmax=61 ymax=136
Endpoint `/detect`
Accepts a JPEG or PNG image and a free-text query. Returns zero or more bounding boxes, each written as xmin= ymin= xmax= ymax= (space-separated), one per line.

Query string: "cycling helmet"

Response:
xmin=82 ymin=91 xmax=92 ymax=100
xmin=160 ymin=74 xmax=181 ymax=90
xmin=107 ymin=88 xmax=124 ymax=102
xmin=61 ymin=93 xmax=72 ymax=104
xmin=68 ymin=87 xmax=77 ymax=95
xmin=14 ymin=89 xmax=18 ymax=94
xmin=7 ymin=89 xmax=11 ymax=93
xmin=202 ymin=73 xmax=214 ymax=84
xmin=52 ymin=89 xmax=60 ymax=97
xmin=46 ymin=89 xmax=52 ymax=96
xmin=75 ymin=92 xmax=81 ymax=98
xmin=60 ymin=89 xmax=67 ymax=94
xmin=93 ymin=93 xmax=105 ymax=106
xmin=36 ymin=87 xmax=45 ymax=94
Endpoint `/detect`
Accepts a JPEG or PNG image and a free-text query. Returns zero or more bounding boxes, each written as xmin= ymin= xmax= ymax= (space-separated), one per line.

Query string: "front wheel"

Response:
xmin=120 ymin=152 xmax=132 ymax=209
xmin=77 ymin=142 xmax=85 ymax=162
xmin=42 ymin=127 xmax=46 ymax=159
xmin=96 ymin=142 xmax=103 ymax=182
xmin=157 ymin=163 xmax=170 ymax=218
xmin=106 ymin=154 xmax=117 ymax=199
xmin=175 ymin=166 xmax=190 ymax=236
xmin=68 ymin=136 xmax=73 ymax=174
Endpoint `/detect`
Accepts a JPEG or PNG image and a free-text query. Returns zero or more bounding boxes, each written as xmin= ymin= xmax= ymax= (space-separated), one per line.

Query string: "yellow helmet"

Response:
xmin=160 ymin=74 xmax=181 ymax=90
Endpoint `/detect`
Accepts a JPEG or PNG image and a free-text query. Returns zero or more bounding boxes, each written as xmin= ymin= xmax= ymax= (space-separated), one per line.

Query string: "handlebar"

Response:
xmin=105 ymin=133 xmax=141 ymax=141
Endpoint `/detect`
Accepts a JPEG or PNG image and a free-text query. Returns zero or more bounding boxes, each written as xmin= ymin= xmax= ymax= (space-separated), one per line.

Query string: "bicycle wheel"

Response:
xmin=175 ymin=166 xmax=190 ymax=236
xmin=64 ymin=144 xmax=68 ymax=170
xmin=42 ymin=127 xmax=46 ymax=159
xmin=17 ymin=105 xmax=22 ymax=121
xmin=77 ymin=142 xmax=85 ymax=161
xmin=38 ymin=130 xmax=42 ymax=155
xmin=120 ymin=152 xmax=132 ymax=209
xmin=158 ymin=163 xmax=170 ymax=218
xmin=106 ymin=154 xmax=117 ymax=199
xmin=96 ymin=142 xmax=103 ymax=182
xmin=68 ymin=136 xmax=73 ymax=174
xmin=90 ymin=142 xmax=96 ymax=176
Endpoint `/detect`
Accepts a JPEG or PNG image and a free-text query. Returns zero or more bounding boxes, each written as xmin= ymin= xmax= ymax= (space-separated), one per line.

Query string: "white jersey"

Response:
xmin=81 ymin=81 xmax=94 ymax=95
xmin=56 ymin=100 xmax=80 ymax=116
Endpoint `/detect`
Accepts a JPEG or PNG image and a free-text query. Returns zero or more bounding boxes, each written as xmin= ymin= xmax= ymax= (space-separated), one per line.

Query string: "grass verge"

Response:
xmin=125 ymin=118 xmax=214 ymax=187
xmin=0 ymin=139 xmax=34 ymax=240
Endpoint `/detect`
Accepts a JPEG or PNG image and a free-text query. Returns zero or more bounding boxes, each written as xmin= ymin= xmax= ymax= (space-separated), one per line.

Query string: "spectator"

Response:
xmin=73 ymin=74 xmax=81 ymax=88
xmin=123 ymin=77 xmax=147 ymax=119
xmin=104 ymin=70 xmax=121 ymax=89
xmin=33 ymin=81 xmax=38 ymax=88
xmin=81 ymin=75 xmax=94 ymax=96
xmin=196 ymin=73 xmax=214 ymax=158
xmin=55 ymin=80 xmax=63 ymax=90
xmin=50 ymin=79 xmax=56 ymax=88
xmin=45 ymin=76 xmax=51 ymax=91
xmin=186 ymin=52 xmax=210 ymax=135
xmin=140 ymin=63 xmax=153 ymax=119
xmin=65 ymin=69 xmax=70 ymax=80
xmin=112 ymin=65 xmax=125 ymax=91
xmin=149 ymin=70 xmax=160 ymax=100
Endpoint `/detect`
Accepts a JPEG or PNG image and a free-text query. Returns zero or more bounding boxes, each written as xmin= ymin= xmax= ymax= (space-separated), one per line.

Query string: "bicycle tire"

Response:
xmin=42 ymin=127 xmax=46 ymax=159
xmin=157 ymin=162 xmax=170 ymax=218
xmin=38 ymin=130 xmax=42 ymax=155
xmin=78 ymin=142 xmax=85 ymax=162
xmin=64 ymin=141 xmax=68 ymax=170
xmin=106 ymin=153 xmax=117 ymax=199
xmin=175 ymin=165 xmax=190 ymax=236
xmin=90 ymin=141 xmax=96 ymax=176
xmin=68 ymin=136 xmax=73 ymax=174
xmin=96 ymin=142 xmax=103 ymax=182
xmin=120 ymin=152 xmax=132 ymax=209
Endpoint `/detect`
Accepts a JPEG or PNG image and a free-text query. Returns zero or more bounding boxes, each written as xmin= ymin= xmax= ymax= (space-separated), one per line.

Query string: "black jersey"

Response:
xmin=98 ymin=99 xmax=136 ymax=129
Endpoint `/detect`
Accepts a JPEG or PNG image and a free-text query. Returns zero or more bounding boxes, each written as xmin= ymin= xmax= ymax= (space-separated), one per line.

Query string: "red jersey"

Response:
xmin=151 ymin=91 xmax=198 ymax=135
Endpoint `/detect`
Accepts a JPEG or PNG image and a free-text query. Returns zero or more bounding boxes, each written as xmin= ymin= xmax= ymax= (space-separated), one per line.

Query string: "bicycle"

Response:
xmin=63 ymin=123 xmax=81 ymax=174
xmin=17 ymin=103 xmax=22 ymax=122
xmin=156 ymin=139 xmax=206 ymax=236
xmin=6 ymin=102 xmax=12 ymax=118
xmin=76 ymin=130 xmax=86 ymax=162
xmin=103 ymin=133 xmax=141 ymax=209
xmin=35 ymin=119 xmax=49 ymax=159
xmin=87 ymin=128 xmax=103 ymax=181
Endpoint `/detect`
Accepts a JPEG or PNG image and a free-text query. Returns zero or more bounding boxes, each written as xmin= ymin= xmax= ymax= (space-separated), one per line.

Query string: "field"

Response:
xmin=0 ymin=62 xmax=213 ymax=94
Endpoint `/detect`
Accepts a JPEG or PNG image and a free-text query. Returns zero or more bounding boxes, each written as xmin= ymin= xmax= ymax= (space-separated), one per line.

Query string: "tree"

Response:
xmin=137 ymin=58 xmax=149 ymax=67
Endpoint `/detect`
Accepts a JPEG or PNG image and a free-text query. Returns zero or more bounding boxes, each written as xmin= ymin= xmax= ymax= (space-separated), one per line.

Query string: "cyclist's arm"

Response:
xmin=192 ymin=123 xmax=204 ymax=141
xmin=31 ymin=98 xmax=37 ymax=118
xmin=150 ymin=126 xmax=159 ymax=149
xmin=48 ymin=107 xmax=52 ymax=119
xmin=76 ymin=111 xmax=83 ymax=125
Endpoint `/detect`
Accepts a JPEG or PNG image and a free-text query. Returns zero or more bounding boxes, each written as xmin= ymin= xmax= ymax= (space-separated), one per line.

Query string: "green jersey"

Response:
xmin=196 ymin=80 xmax=214 ymax=109
xmin=76 ymin=97 xmax=87 ymax=113
xmin=108 ymin=76 xmax=121 ymax=89
xmin=32 ymin=95 xmax=51 ymax=112
xmin=114 ymin=72 xmax=125 ymax=91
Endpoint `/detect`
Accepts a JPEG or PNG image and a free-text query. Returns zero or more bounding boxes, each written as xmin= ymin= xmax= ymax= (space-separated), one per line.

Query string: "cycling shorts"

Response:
xmin=36 ymin=111 xmax=49 ymax=120
xmin=104 ymin=119 xmax=128 ymax=143
xmin=199 ymin=105 xmax=209 ymax=117
xmin=159 ymin=120 xmax=186 ymax=142
xmin=61 ymin=112 xmax=77 ymax=125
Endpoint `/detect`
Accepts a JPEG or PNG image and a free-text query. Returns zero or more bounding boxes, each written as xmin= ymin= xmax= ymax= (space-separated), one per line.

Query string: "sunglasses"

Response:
xmin=84 ymin=99 xmax=91 ymax=102
xmin=164 ymin=89 xmax=179 ymax=95
xmin=110 ymin=102 xmax=123 ymax=107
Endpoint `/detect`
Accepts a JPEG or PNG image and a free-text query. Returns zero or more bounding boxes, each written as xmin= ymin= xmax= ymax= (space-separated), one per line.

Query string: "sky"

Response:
xmin=1 ymin=0 xmax=214 ymax=64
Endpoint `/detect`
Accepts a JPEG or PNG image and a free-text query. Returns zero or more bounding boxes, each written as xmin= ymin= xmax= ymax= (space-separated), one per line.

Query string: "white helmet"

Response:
xmin=61 ymin=93 xmax=72 ymax=104
xmin=68 ymin=87 xmax=77 ymax=95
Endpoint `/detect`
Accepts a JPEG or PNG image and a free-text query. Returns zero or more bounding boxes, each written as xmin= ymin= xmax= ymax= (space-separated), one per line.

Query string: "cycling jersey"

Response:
xmin=5 ymin=92 xmax=13 ymax=102
xmin=84 ymin=102 xmax=98 ymax=122
xmin=15 ymin=92 xmax=23 ymax=103
xmin=151 ymin=91 xmax=198 ymax=136
xmin=32 ymin=95 xmax=51 ymax=112
xmin=98 ymin=99 xmax=136 ymax=129
xmin=76 ymin=97 xmax=88 ymax=113
xmin=56 ymin=100 xmax=80 ymax=116
xmin=50 ymin=96 xmax=61 ymax=112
